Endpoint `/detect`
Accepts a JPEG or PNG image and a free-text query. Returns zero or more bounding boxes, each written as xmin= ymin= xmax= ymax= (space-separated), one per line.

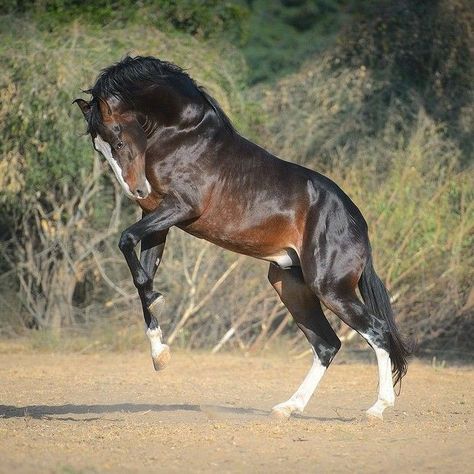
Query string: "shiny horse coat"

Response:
xmin=75 ymin=56 xmax=411 ymax=420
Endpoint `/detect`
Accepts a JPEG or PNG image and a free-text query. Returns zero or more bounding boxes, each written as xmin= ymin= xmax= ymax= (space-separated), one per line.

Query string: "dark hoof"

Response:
xmin=148 ymin=294 xmax=165 ymax=314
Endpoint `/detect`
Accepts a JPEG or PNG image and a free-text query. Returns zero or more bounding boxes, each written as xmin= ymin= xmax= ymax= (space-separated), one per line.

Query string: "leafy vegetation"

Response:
xmin=240 ymin=0 xmax=350 ymax=83
xmin=1 ymin=0 xmax=249 ymax=42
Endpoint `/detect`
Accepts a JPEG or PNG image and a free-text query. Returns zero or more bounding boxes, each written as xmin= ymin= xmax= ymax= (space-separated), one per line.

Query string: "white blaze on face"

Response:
xmin=94 ymin=135 xmax=136 ymax=199
xmin=144 ymin=177 xmax=152 ymax=195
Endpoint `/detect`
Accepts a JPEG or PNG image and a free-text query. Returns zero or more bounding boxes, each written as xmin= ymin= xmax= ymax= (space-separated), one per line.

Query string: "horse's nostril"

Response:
xmin=135 ymin=189 xmax=145 ymax=198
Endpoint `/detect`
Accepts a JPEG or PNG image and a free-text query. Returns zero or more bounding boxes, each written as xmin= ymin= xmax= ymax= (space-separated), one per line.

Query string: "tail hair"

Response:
xmin=358 ymin=254 xmax=414 ymax=388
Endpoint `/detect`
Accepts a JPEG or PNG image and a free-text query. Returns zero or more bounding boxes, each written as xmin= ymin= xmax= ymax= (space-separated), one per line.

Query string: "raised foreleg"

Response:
xmin=139 ymin=228 xmax=169 ymax=370
xmin=119 ymin=197 xmax=198 ymax=370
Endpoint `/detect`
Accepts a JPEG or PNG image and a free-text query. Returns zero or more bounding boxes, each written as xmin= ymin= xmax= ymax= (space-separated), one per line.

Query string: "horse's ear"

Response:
xmin=73 ymin=98 xmax=91 ymax=119
xmin=98 ymin=97 xmax=112 ymax=117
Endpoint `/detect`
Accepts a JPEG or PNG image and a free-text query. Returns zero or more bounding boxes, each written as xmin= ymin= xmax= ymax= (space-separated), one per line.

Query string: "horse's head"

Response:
xmin=74 ymin=96 xmax=151 ymax=200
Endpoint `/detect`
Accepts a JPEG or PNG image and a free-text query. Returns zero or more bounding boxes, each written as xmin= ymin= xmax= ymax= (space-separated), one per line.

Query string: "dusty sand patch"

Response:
xmin=0 ymin=351 xmax=472 ymax=473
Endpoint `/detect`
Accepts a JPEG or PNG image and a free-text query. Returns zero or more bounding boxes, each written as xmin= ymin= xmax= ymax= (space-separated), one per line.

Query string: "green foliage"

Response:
xmin=1 ymin=1 xmax=250 ymax=41
xmin=240 ymin=0 xmax=349 ymax=83
xmin=2 ymin=1 xmax=349 ymax=84
xmin=340 ymin=0 xmax=474 ymax=161
xmin=156 ymin=0 xmax=249 ymax=40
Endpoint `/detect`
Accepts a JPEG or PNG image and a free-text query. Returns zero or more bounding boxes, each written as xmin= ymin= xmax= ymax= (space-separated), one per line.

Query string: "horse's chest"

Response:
xmin=136 ymin=194 xmax=163 ymax=213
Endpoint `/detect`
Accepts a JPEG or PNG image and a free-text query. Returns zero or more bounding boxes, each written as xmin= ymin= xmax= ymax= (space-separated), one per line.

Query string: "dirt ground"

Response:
xmin=0 ymin=349 xmax=472 ymax=474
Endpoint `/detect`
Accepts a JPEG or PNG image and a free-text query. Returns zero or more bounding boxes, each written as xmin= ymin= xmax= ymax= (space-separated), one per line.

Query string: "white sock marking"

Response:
xmin=365 ymin=342 xmax=395 ymax=418
xmin=273 ymin=349 xmax=326 ymax=416
xmin=145 ymin=327 xmax=167 ymax=359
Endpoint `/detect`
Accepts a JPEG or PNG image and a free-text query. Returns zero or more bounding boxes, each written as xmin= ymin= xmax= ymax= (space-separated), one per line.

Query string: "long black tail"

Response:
xmin=358 ymin=254 xmax=413 ymax=387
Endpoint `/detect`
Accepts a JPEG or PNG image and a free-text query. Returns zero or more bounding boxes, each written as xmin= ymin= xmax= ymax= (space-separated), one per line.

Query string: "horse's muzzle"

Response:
xmin=133 ymin=179 xmax=152 ymax=200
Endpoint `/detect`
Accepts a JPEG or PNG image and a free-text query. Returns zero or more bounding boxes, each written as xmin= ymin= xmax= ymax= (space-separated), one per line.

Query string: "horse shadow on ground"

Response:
xmin=0 ymin=403 xmax=355 ymax=423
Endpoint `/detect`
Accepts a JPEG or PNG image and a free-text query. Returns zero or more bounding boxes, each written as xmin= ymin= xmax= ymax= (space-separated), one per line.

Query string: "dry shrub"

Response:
xmin=337 ymin=111 xmax=472 ymax=353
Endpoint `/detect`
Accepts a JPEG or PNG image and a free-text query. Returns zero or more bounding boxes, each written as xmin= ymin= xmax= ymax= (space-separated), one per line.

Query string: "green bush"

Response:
xmin=340 ymin=0 xmax=474 ymax=162
xmin=240 ymin=0 xmax=348 ymax=84
xmin=1 ymin=0 xmax=249 ymax=42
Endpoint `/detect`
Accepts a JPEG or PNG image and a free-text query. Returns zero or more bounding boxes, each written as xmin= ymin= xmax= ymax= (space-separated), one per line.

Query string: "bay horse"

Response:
xmin=74 ymin=56 xmax=411 ymax=420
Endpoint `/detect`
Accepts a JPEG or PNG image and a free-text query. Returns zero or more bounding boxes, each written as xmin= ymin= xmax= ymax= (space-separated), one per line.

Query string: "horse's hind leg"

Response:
xmin=268 ymin=265 xmax=341 ymax=418
xmin=139 ymin=229 xmax=170 ymax=371
xmin=312 ymin=284 xmax=395 ymax=420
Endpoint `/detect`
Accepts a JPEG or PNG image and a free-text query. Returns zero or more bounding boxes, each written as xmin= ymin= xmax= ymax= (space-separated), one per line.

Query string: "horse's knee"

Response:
xmin=118 ymin=230 xmax=137 ymax=253
xmin=134 ymin=272 xmax=151 ymax=291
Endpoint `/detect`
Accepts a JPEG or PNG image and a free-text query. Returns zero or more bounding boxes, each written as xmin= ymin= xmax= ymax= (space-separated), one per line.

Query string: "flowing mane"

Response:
xmin=85 ymin=55 xmax=236 ymax=135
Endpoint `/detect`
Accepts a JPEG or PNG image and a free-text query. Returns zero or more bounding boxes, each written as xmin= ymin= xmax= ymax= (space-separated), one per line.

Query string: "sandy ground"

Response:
xmin=0 ymin=350 xmax=472 ymax=473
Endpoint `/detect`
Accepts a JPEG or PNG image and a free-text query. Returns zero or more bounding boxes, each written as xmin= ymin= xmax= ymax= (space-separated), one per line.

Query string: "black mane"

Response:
xmin=85 ymin=55 xmax=236 ymax=136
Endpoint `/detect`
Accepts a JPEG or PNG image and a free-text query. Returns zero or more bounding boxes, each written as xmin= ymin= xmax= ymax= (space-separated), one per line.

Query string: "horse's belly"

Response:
xmin=181 ymin=217 xmax=301 ymax=268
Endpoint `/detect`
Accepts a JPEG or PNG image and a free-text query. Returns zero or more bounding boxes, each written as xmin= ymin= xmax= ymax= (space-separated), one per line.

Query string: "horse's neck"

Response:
xmin=146 ymin=107 xmax=277 ymax=174
xmin=219 ymin=131 xmax=278 ymax=168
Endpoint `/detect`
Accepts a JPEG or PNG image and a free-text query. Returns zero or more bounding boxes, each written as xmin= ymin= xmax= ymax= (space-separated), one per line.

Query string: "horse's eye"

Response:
xmin=116 ymin=141 xmax=124 ymax=150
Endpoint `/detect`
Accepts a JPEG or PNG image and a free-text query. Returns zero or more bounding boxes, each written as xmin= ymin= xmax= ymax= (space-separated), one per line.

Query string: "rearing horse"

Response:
xmin=74 ymin=56 xmax=411 ymax=420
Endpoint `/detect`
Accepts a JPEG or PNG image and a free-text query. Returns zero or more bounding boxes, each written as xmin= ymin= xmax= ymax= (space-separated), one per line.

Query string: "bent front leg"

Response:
xmin=139 ymin=228 xmax=168 ymax=313
xmin=140 ymin=229 xmax=169 ymax=370
xmin=119 ymin=197 xmax=198 ymax=370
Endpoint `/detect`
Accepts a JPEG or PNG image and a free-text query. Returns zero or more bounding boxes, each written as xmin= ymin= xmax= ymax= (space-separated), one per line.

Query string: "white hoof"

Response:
xmin=366 ymin=399 xmax=393 ymax=421
xmin=271 ymin=406 xmax=292 ymax=419
xmin=152 ymin=344 xmax=171 ymax=371
xmin=366 ymin=407 xmax=384 ymax=421
xmin=271 ymin=402 xmax=300 ymax=419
